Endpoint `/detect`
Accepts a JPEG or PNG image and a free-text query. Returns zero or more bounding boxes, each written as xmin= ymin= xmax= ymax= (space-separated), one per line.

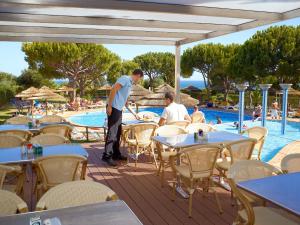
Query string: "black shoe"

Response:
xmin=112 ymin=155 xmax=127 ymax=161
xmin=102 ymin=157 xmax=117 ymax=167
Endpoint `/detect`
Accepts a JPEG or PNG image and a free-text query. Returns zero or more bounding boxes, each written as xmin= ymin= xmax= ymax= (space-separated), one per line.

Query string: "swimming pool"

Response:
xmin=68 ymin=108 xmax=299 ymax=162
xmin=68 ymin=107 xmax=251 ymax=127
xmin=216 ymin=120 xmax=300 ymax=162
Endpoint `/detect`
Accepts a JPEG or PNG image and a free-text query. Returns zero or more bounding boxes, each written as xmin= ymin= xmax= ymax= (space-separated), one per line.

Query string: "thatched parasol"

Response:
xmin=27 ymin=87 xmax=66 ymax=115
xmin=15 ymin=87 xmax=39 ymax=98
xmin=154 ymin=84 xmax=191 ymax=99
xmin=129 ymin=84 xmax=152 ymax=102
xmin=98 ymin=84 xmax=112 ymax=91
xmin=136 ymin=92 xmax=198 ymax=108
xmin=183 ymin=85 xmax=200 ymax=92
xmin=276 ymin=88 xmax=300 ymax=96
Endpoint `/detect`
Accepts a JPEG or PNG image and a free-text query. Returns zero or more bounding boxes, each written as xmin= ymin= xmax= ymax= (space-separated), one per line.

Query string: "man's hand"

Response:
xmin=135 ymin=114 xmax=141 ymax=120
xmin=106 ymin=105 xmax=112 ymax=116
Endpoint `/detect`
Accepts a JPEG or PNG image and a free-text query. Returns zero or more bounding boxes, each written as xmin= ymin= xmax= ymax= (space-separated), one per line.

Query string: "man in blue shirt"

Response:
xmin=103 ymin=69 xmax=144 ymax=166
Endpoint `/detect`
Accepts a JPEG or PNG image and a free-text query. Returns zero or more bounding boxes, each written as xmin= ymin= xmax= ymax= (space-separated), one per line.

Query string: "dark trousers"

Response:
xmin=103 ymin=107 xmax=122 ymax=159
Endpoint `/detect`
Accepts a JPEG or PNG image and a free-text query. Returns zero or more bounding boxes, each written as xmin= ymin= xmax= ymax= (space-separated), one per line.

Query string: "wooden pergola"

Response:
xmin=0 ymin=0 xmax=299 ymax=99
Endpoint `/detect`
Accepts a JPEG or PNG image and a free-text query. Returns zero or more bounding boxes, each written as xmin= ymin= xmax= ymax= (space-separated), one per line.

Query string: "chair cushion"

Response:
xmin=175 ymin=165 xmax=210 ymax=179
xmin=127 ymin=139 xmax=151 ymax=147
xmin=161 ymin=151 xmax=177 ymax=161
xmin=216 ymin=158 xmax=231 ymax=171
xmin=239 ymin=207 xmax=299 ymax=225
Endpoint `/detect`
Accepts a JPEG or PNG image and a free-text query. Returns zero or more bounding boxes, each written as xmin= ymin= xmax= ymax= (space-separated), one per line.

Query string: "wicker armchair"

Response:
xmin=167 ymin=120 xmax=190 ymax=128
xmin=0 ymin=190 xmax=28 ymax=216
xmin=186 ymin=123 xmax=215 ymax=133
xmin=191 ymin=111 xmax=205 ymax=123
xmin=241 ymin=126 xmax=268 ymax=160
xmin=5 ymin=116 xmax=32 ymax=125
xmin=33 ymin=155 xmax=87 ymax=199
xmin=228 ymin=178 xmax=298 ymax=225
xmin=281 ymin=153 xmax=300 ymax=173
xmin=30 ymin=134 xmax=67 ymax=146
xmin=170 ymin=145 xmax=223 ymax=217
xmin=155 ymin=125 xmax=187 ymax=187
xmin=40 ymin=124 xmax=72 ymax=140
xmin=125 ymin=123 xmax=158 ymax=167
xmin=0 ymin=130 xmax=32 ymax=141
xmin=228 ymin=160 xmax=281 ymax=205
xmin=0 ymin=134 xmax=24 ymax=148
xmin=39 ymin=115 xmax=65 ymax=123
xmin=36 ymin=180 xmax=118 ymax=211
xmin=216 ymin=139 xmax=257 ymax=182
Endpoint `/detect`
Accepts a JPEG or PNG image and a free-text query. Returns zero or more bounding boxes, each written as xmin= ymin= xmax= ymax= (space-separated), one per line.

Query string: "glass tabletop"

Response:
xmin=152 ymin=131 xmax=246 ymax=148
xmin=0 ymin=144 xmax=88 ymax=164
xmin=0 ymin=122 xmax=70 ymax=132
xmin=238 ymin=172 xmax=300 ymax=217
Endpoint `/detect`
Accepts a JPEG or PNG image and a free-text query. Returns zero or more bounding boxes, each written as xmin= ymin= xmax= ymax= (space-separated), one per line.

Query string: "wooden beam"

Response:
xmin=283 ymin=8 xmax=300 ymax=20
xmin=0 ymin=25 xmax=206 ymax=39
xmin=0 ymin=0 xmax=282 ymax=20
xmin=0 ymin=33 xmax=176 ymax=45
xmin=0 ymin=12 xmax=238 ymax=32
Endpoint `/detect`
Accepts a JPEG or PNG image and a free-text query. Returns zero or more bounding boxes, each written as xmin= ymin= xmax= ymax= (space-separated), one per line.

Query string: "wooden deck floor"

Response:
xmin=83 ymin=143 xmax=236 ymax=225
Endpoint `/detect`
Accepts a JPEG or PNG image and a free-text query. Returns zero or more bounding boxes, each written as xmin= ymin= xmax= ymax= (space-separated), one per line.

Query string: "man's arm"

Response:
xmin=158 ymin=117 xmax=166 ymax=126
xmin=106 ymin=83 xmax=122 ymax=116
xmin=125 ymin=99 xmax=140 ymax=119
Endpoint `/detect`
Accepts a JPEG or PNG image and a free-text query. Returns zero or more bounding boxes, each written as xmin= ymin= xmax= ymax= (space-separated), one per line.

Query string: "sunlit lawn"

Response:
xmin=0 ymin=105 xmax=17 ymax=124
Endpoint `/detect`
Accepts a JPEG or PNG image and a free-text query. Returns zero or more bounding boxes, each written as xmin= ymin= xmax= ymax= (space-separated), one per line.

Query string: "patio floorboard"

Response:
xmin=84 ymin=143 xmax=236 ymax=225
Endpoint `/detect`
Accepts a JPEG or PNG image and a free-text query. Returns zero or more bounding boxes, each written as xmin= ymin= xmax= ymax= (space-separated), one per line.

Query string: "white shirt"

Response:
xmin=161 ymin=102 xmax=189 ymax=124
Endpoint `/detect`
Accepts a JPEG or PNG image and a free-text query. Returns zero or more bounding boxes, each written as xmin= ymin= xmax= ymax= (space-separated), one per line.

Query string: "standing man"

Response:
xmin=103 ymin=69 xmax=144 ymax=166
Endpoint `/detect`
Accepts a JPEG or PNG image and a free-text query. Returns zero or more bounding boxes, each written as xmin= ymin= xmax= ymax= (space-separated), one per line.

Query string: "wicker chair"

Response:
xmin=241 ymin=126 xmax=268 ymax=160
xmin=155 ymin=125 xmax=187 ymax=187
xmin=170 ymin=145 xmax=223 ymax=217
xmin=40 ymin=124 xmax=73 ymax=140
xmin=5 ymin=116 xmax=32 ymax=125
xmin=39 ymin=115 xmax=65 ymax=124
xmin=167 ymin=120 xmax=190 ymax=128
xmin=125 ymin=123 xmax=158 ymax=167
xmin=0 ymin=190 xmax=28 ymax=216
xmin=216 ymin=139 xmax=257 ymax=182
xmin=191 ymin=112 xmax=205 ymax=123
xmin=227 ymin=178 xmax=298 ymax=225
xmin=30 ymin=134 xmax=67 ymax=146
xmin=228 ymin=160 xmax=281 ymax=205
xmin=0 ymin=130 xmax=32 ymax=141
xmin=281 ymin=153 xmax=300 ymax=173
xmin=36 ymin=180 xmax=118 ymax=211
xmin=186 ymin=123 xmax=215 ymax=133
xmin=0 ymin=135 xmax=25 ymax=194
xmin=33 ymin=155 xmax=87 ymax=199
xmin=0 ymin=134 xmax=24 ymax=148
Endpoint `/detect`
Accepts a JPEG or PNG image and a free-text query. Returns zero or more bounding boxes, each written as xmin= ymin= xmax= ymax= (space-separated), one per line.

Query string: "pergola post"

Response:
xmin=259 ymin=84 xmax=272 ymax=127
xmin=237 ymin=84 xmax=248 ymax=134
xmin=280 ymin=84 xmax=292 ymax=135
xmin=175 ymin=43 xmax=181 ymax=103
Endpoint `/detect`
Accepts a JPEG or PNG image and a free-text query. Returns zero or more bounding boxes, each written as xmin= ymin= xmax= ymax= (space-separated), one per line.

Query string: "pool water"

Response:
xmin=68 ymin=107 xmax=250 ymax=127
xmin=216 ymin=120 xmax=300 ymax=162
xmin=68 ymin=108 xmax=299 ymax=162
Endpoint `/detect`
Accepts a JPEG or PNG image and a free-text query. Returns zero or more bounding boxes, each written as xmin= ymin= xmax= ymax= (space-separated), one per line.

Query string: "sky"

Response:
xmin=0 ymin=17 xmax=299 ymax=80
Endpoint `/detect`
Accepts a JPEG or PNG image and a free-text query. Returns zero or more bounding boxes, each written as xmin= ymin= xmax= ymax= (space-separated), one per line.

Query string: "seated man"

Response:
xmin=158 ymin=92 xmax=191 ymax=126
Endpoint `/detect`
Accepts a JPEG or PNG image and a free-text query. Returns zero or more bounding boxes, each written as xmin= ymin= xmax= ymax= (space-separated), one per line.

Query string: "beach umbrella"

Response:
xmin=183 ymin=85 xmax=200 ymax=92
xmin=27 ymin=88 xmax=66 ymax=115
xmin=98 ymin=84 xmax=112 ymax=91
xmin=136 ymin=92 xmax=199 ymax=110
xmin=129 ymin=84 xmax=153 ymax=102
xmin=15 ymin=87 xmax=39 ymax=98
